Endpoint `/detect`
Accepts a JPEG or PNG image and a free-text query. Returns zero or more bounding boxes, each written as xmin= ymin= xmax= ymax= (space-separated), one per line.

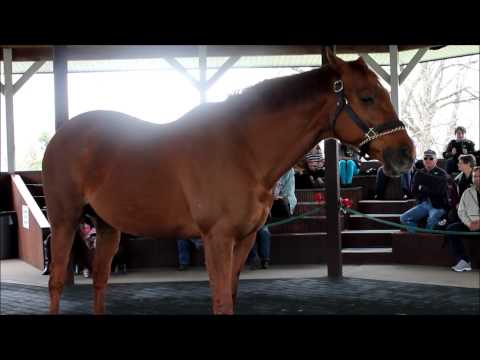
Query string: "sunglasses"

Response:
xmin=423 ymin=157 xmax=434 ymax=161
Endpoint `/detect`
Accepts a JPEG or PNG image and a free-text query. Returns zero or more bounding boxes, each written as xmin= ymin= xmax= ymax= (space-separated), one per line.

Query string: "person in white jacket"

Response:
xmin=445 ymin=166 xmax=480 ymax=272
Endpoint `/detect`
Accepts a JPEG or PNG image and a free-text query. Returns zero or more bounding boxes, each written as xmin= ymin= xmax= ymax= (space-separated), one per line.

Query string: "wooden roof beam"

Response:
xmin=0 ymin=45 xmax=435 ymax=61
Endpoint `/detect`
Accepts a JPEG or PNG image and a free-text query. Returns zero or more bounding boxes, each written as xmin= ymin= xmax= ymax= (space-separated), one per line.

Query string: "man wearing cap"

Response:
xmin=443 ymin=126 xmax=476 ymax=175
xmin=400 ymin=150 xmax=449 ymax=231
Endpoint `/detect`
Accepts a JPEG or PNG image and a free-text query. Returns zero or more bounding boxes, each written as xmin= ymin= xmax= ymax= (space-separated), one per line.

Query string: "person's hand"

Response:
xmin=467 ymin=220 xmax=480 ymax=231
xmin=451 ymin=147 xmax=457 ymax=155
xmin=418 ymin=184 xmax=429 ymax=193
xmin=295 ymin=168 xmax=304 ymax=175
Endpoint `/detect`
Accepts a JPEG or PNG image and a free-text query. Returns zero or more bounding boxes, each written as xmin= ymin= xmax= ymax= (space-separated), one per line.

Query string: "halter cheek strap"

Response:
xmin=330 ymin=79 xmax=406 ymax=158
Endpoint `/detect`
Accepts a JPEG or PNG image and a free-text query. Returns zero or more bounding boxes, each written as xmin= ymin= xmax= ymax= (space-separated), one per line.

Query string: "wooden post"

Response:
xmin=3 ymin=48 xmax=15 ymax=173
xmin=325 ymin=138 xmax=342 ymax=277
xmin=1 ymin=58 xmax=3 ymax=171
xmin=52 ymin=46 xmax=74 ymax=285
xmin=53 ymin=46 xmax=69 ymax=131
xmin=389 ymin=45 xmax=400 ymax=118
xmin=198 ymin=45 xmax=207 ymax=104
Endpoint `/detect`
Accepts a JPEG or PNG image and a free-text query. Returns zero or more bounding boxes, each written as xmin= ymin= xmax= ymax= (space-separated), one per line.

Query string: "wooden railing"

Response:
xmin=11 ymin=174 xmax=50 ymax=270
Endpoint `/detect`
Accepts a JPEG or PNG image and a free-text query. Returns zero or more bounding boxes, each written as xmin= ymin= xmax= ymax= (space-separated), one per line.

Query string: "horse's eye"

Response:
xmin=361 ymin=96 xmax=374 ymax=104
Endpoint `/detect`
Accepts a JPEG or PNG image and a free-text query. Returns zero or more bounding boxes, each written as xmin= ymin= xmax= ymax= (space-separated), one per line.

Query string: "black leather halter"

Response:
xmin=331 ymin=79 xmax=406 ymax=158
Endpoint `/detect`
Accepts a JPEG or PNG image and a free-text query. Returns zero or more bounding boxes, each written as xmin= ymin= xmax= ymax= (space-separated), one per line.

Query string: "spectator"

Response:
xmin=400 ymin=149 xmax=449 ymax=231
xmin=455 ymin=154 xmax=476 ymax=197
xmin=176 ymin=238 xmax=203 ymax=271
xmin=443 ymin=126 xmax=476 ymax=175
xmin=339 ymin=144 xmax=360 ymax=186
xmin=246 ymin=226 xmax=271 ymax=269
xmin=271 ymin=168 xmax=297 ymax=220
xmin=445 ymin=166 xmax=480 ymax=272
xmin=248 ymin=168 xmax=297 ymax=269
xmin=374 ymin=165 xmax=413 ymax=200
xmin=294 ymin=143 xmax=325 ymax=188
xmin=74 ymin=217 xmax=96 ymax=278
xmin=304 ymin=143 xmax=325 ymax=187
xmin=41 ymin=234 xmax=51 ymax=275
xmin=111 ymin=233 xmax=129 ymax=274
xmin=293 ymin=158 xmax=311 ymax=189
xmin=445 ymin=154 xmax=476 ymax=225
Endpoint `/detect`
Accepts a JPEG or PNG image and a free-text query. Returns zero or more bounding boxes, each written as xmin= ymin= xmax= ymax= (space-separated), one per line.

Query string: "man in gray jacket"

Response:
xmin=445 ymin=166 xmax=480 ymax=272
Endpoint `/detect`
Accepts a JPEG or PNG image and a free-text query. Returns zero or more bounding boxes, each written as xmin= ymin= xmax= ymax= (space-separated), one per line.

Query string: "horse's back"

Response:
xmin=55 ymin=110 xmax=163 ymax=146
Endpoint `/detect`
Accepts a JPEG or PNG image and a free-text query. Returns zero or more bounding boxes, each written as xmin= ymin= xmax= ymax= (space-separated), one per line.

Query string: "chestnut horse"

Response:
xmin=42 ymin=50 xmax=415 ymax=314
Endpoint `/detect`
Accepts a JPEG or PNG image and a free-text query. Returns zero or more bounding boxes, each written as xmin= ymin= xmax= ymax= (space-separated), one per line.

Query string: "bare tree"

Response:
xmin=400 ymin=56 xmax=479 ymax=155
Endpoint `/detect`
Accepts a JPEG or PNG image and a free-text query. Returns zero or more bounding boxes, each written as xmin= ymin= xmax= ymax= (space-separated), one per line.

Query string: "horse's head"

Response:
xmin=325 ymin=49 xmax=415 ymax=177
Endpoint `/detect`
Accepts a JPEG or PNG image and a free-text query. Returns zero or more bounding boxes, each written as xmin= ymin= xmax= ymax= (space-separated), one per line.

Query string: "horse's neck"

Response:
xmin=247 ymin=99 xmax=333 ymax=189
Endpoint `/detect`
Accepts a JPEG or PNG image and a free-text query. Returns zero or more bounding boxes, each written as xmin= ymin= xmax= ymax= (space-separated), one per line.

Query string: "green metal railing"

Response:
xmin=265 ymin=201 xmax=480 ymax=236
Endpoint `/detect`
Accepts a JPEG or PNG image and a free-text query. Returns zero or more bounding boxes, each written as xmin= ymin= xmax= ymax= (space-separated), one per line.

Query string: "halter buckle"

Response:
xmin=365 ymin=127 xmax=377 ymax=140
xmin=333 ymin=80 xmax=344 ymax=93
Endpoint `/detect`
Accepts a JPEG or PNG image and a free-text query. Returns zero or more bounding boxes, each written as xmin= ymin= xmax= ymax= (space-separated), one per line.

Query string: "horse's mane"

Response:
xmin=226 ymin=65 xmax=336 ymax=113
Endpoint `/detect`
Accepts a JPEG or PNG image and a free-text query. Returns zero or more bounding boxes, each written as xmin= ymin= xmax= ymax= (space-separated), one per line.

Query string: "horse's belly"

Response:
xmin=88 ymin=193 xmax=199 ymax=239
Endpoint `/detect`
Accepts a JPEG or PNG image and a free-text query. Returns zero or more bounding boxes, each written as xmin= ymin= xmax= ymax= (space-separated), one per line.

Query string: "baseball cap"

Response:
xmin=423 ymin=149 xmax=437 ymax=159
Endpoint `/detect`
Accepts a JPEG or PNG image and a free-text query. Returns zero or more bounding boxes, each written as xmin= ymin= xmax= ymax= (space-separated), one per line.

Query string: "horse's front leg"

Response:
xmin=203 ymin=231 xmax=236 ymax=315
xmin=231 ymin=232 xmax=257 ymax=308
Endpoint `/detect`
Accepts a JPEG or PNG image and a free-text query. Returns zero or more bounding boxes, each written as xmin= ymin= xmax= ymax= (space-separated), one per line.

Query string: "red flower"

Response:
xmin=313 ymin=192 xmax=325 ymax=204
xmin=340 ymin=197 xmax=353 ymax=208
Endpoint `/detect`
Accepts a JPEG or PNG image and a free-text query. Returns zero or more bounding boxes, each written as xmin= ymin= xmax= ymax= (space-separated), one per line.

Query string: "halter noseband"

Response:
xmin=331 ymin=79 xmax=406 ymax=158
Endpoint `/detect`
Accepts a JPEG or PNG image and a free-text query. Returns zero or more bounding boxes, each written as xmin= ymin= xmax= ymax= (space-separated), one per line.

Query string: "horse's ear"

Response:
xmin=324 ymin=47 xmax=347 ymax=73
xmin=355 ymin=56 xmax=369 ymax=69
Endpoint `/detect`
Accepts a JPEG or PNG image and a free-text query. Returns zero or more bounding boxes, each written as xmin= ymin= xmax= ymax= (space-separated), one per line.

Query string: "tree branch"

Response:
xmin=437 ymin=97 xmax=479 ymax=109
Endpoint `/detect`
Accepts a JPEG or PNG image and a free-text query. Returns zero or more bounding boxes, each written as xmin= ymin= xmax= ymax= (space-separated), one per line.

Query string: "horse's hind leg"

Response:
xmin=91 ymin=217 xmax=120 ymax=314
xmin=48 ymin=208 xmax=84 ymax=314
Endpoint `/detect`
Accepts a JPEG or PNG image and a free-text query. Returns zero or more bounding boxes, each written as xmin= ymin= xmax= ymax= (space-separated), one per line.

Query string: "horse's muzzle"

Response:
xmin=382 ymin=146 xmax=414 ymax=177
